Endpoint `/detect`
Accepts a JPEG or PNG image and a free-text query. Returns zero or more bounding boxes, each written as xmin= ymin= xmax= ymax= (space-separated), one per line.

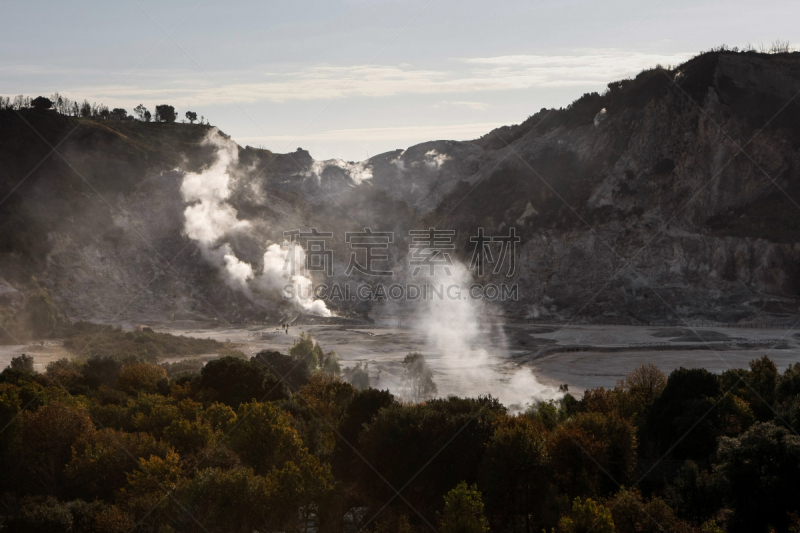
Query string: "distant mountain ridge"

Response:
xmin=1 ymin=49 xmax=799 ymax=327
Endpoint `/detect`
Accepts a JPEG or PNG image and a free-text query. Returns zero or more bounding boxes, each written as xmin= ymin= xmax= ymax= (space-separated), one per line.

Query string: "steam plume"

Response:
xmin=413 ymin=261 xmax=560 ymax=409
xmin=180 ymin=129 xmax=331 ymax=316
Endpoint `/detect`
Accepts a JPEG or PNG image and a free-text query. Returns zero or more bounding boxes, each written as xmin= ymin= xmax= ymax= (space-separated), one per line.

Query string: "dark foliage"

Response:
xmin=199 ymin=356 xmax=290 ymax=407
xmin=252 ymin=349 xmax=311 ymax=392
xmin=644 ymin=367 xmax=722 ymax=460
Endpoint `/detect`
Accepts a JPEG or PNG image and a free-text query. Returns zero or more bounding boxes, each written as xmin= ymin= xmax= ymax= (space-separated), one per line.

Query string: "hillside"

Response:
xmin=2 ymin=49 xmax=800 ymax=332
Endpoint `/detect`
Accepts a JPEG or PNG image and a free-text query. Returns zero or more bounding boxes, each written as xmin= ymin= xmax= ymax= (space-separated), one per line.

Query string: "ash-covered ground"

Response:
xmin=4 ymin=316 xmax=798 ymax=412
xmin=7 ymin=321 xmax=796 ymax=408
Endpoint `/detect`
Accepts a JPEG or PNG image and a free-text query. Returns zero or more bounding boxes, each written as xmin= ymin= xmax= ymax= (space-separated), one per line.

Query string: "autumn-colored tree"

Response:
xmin=549 ymin=412 xmax=636 ymax=497
xmin=45 ymin=358 xmax=83 ymax=392
xmin=226 ymin=401 xmax=308 ymax=475
xmin=609 ymin=487 xmax=684 ymax=533
xmin=16 ymin=401 xmax=94 ymax=495
xmin=122 ymin=451 xmax=184 ymax=526
xmin=202 ymin=401 xmax=237 ymax=431
xmin=127 ymin=393 xmax=182 ymax=437
xmin=116 ymin=363 xmax=167 ymax=395
xmin=65 ymin=428 xmax=170 ymax=501
xmin=620 ymin=363 xmax=667 ymax=405
xmin=163 ymin=418 xmax=214 ymax=456
xmin=298 ymin=374 xmax=356 ymax=423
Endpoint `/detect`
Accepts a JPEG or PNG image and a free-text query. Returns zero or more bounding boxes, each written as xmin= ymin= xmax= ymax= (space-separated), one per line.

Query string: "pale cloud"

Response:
xmin=48 ymin=49 xmax=693 ymax=108
xmin=441 ymin=100 xmax=490 ymax=110
xmin=237 ymin=122 xmax=504 ymax=146
xmin=464 ymin=50 xmax=695 ymax=86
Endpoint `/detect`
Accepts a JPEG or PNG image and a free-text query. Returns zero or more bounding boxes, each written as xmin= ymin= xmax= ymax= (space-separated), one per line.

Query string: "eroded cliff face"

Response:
xmin=368 ymin=51 xmax=800 ymax=321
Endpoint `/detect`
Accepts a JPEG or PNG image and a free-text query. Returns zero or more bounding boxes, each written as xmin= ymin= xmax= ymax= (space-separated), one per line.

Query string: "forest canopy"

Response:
xmin=0 ymin=332 xmax=798 ymax=532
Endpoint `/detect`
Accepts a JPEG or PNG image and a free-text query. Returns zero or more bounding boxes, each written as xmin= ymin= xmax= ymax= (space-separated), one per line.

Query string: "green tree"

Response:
xmin=115 ymin=363 xmax=167 ymax=395
xmin=663 ymin=460 xmax=721 ymax=523
xmin=358 ymin=397 xmax=504 ymax=521
xmin=402 ymin=352 xmax=437 ymax=402
xmin=185 ymin=110 xmax=198 ymax=123
xmin=289 ymin=332 xmax=323 ymax=372
xmin=439 ymin=482 xmax=490 ymax=533
xmin=179 ymin=467 xmax=273 ymax=533
xmin=252 ymin=350 xmax=310 ymax=391
xmin=226 ymin=401 xmax=308 ymax=475
xmin=154 ymin=104 xmax=176 ymax=123
xmin=163 ymin=418 xmax=214 ymax=456
xmin=110 ymin=108 xmax=127 ymax=120
xmin=333 ymin=387 xmax=394 ymax=478
xmin=10 ymin=354 xmax=34 ymax=373
xmin=744 ymin=355 xmax=778 ymax=420
xmin=199 ymin=356 xmax=289 ymax=407
xmin=31 ymin=96 xmax=53 ymax=111
xmin=265 ymin=454 xmax=334 ymax=531
xmin=480 ymin=416 xmax=550 ymax=532
xmin=609 ymin=487 xmax=683 ymax=533
xmin=133 ymin=104 xmax=148 ymax=121
xmin=643 ymin=367 xmax=722 ymax=461
xmin=345 ymin=362 xmax=370 ymax=390
xmin=8 ymin=496 xmax=73 ymax=532
xmin=65 ymin=428 xmax=170 ymax=501
xmin=25 ymin=278 xmax=59 ymax=338
xmin=715 ymin=421 xmax=800 ymax=532
xmin=557 ymin=497 xmax=614 ymax=533
xmin=202 ymin=402 xmax=237 ymax=431
xmin=81 ymin=356 xmax=122 ymax=389
xmin=320 ymin=350 xmax=341 ymax=376
xmin=17 ymin=401 xmax=95 ymax=494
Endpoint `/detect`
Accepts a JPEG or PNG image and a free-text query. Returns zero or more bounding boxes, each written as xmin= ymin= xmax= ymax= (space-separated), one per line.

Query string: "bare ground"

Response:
xmin=5 ymin=323 xmax=798 ymax=400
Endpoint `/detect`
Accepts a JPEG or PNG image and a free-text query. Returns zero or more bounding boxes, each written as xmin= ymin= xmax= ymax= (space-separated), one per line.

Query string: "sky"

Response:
xmin=2 ymin=0 xmax=798 ymax=161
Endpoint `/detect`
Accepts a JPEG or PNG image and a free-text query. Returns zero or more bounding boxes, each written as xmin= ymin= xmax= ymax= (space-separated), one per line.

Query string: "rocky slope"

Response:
xmin=1 ymin=50 xmax=799 ymax=329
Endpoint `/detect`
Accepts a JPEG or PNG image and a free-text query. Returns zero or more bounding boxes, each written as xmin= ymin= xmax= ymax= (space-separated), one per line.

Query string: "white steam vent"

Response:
xmin=593 ymin=108 xmax=608 ymax=126
xmin=305 ymin=158 xmax=373 ymax=185
xmin=411 ymin=261 xmax=560 ymax=409
xmin=180 ymin=129 xmax=331 ymax=316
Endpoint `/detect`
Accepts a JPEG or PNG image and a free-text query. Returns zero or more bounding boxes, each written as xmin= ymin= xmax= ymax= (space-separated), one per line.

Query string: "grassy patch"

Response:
xmin=63 ymin=322 xmax=226 ymax=362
